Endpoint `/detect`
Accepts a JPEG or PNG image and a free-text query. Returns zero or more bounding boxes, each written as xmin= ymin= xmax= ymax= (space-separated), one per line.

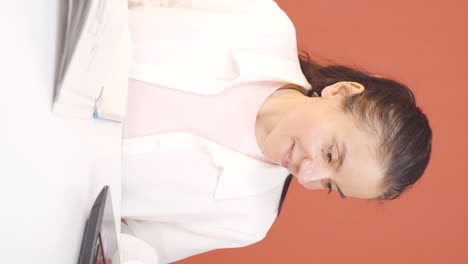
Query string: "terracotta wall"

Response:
xmin=176 ymin=1 xmax=468 ymax=263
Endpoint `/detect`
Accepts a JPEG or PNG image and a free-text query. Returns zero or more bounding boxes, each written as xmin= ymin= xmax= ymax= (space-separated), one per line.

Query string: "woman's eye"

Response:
xmin=327 ymin=145 xmax=333 ymax=163
xmin=326 ymin=181 xmax=333 ymax=194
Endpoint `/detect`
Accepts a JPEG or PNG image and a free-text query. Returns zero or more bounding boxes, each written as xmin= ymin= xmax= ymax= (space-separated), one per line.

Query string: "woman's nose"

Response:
xmin=296 ymin=158 xmax=328 ymax=187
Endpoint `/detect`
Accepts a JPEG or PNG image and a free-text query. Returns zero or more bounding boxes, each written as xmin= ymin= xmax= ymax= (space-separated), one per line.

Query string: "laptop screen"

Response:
xmin=78 ymin=186 xmax=120 ymax=264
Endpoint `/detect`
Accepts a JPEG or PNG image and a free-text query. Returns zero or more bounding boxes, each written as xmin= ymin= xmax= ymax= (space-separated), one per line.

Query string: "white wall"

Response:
xmin=0 ymin=1 xmax=122 ymax=263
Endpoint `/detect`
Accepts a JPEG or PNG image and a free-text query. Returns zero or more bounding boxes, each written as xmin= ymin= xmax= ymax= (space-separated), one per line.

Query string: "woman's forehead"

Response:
xmin=336 ymin=122 xmax=384 ymax=199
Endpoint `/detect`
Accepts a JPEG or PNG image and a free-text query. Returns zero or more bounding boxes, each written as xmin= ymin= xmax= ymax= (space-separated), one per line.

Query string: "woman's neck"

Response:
xmin=254 ymin=85 xmax=309 ymax=151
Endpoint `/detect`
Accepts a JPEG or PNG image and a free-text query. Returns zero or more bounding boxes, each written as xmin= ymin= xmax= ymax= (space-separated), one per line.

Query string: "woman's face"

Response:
xmin=261 ymin=82 xmax=384 ymax=199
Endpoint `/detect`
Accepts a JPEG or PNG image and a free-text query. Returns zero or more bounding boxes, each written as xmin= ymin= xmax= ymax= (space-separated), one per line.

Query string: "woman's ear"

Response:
xmin=321 ymin=81 xmax=365 ymax=97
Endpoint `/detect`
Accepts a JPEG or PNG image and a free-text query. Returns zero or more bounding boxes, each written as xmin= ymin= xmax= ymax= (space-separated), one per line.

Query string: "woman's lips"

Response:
xmin=281 ymin=142 xmax=294 ymax=168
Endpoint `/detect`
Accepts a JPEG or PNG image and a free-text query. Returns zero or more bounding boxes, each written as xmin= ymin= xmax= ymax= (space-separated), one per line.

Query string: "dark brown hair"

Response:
xmin=277 ymin=50 xmax=432 ymax=217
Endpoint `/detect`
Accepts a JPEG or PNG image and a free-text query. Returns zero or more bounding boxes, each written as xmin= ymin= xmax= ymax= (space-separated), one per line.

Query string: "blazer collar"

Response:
xmin=122 ymin=133 xmax=290 ymax=200
xmin=231 ymin=49 xmax=312 ymax=91
xmin=129 ymin=49 xmax=312 ymax=95
xmin=197 ymin=136 xmax=290 ymax=200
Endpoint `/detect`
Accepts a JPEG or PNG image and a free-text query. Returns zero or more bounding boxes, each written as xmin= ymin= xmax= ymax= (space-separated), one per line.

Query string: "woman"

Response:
xmin=120 ymin=1 xmax=432 ymax=263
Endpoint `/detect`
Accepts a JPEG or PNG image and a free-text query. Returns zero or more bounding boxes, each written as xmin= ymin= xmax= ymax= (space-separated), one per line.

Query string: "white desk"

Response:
xmin=0 ymin=1 xmax=122 ymax=263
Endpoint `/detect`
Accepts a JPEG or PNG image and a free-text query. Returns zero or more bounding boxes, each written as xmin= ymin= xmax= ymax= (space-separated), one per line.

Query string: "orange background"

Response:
xmin=175 ymin=0 xmax=468 ymax=263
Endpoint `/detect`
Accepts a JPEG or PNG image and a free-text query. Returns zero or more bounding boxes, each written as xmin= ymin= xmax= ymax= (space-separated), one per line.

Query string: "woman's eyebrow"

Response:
xmin=337 ymin=141 xmax=347 ymax=173
xmin=335 ymin=140 xmax=348 ymax=198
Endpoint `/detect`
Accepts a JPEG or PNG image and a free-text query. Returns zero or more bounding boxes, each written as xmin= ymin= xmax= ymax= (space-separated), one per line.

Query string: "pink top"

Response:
xmin=122 ymin=79 xmax=285 ymax=162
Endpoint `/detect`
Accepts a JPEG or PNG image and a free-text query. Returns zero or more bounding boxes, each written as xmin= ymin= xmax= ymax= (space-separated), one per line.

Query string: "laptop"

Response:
xmin=78 ymin=186 xmax=120 ymax=264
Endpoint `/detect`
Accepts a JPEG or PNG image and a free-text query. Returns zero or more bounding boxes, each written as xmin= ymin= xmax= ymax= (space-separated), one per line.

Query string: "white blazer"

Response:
xmin=121 ymin=1 xmax=312 ymax=263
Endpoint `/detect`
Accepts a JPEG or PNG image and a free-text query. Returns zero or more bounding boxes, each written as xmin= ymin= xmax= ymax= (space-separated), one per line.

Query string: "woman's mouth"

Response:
xmin=281 ymin=142 xmax=294 ymax=168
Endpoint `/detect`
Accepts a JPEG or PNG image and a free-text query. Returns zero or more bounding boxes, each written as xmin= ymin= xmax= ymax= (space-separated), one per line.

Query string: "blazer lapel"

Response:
xmin=231 ymin=49 xmax=311 ymax=91
xmin=197 ymin=136 xmax=290 ymax=200
xmin=129 ymin=49 xmax=311 ymax=95
xmin=122 ymin=132 xmax=290 ymax=201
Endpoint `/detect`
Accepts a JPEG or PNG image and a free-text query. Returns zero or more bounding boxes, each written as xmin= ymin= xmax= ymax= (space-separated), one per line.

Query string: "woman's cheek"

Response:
xmin=300 ymin=178 xmax=325 ymax=190
xmin=297 ymin=159 xmax=327 ymax=186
